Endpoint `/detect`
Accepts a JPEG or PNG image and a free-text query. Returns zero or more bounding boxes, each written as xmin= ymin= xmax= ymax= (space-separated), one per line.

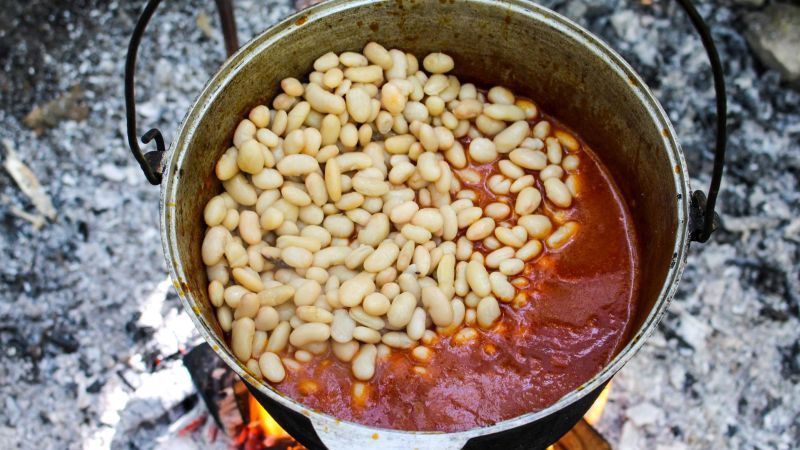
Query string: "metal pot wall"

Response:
xmin=125 ymin=0 xmax=726 ymax=448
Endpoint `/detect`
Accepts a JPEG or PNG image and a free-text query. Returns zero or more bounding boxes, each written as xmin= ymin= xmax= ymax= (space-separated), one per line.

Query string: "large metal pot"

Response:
xmin=125 ymin=0 xmax=726 ymax=448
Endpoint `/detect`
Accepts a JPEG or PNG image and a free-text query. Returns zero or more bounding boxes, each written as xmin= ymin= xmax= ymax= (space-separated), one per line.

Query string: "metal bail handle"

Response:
xmin=124 ymin=0 xmax=239 ymax=185
xmin=675 ymin=0 xmax=727 ymax=243
xmin=124 ymin=0 xmax=726 ymax=241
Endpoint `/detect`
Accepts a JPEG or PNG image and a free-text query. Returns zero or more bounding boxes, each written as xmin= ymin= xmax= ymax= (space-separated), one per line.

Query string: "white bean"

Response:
xmin=203 ymin=196 xmax=227 ymax=227
xmin=544 ymin=178 xmax=573 ymax=207
xmin=345 ymin=87 xmax=372 ymax=123
xmin=495 ymin=227 xmax=525 ymax=248
xmin=344 ymin=65 xmax=383 ymax=84
xmin=277 ymin=154 xmax=319 ymax=176
xmin=293 ymin=279 xmax=322 ymax=306
xmin=304 ymin=83 xmax=346 ymax=114
xmin=209 ymin=280 xmax=225 ymax=307
xmin=252 ymin=168 xmax=283 ymax=190
xmin=364 ymin=42 xmax=392 ymax=69
xmin=452 ymin=327 xmax=479 ymax=345
xmin=313 ymin=246 xmax=351 ymax=268
xmin=233 ymin=120 xmax=256 ymax=148
xmin=457 ymin=206 xmax=482 ymax=228
xmin=540 ymin=164 xmax=564 ymax=181
xmin=382 ymin=332 xmax=416 ymax=349
xmin=515 ymin=187 xmax=542 ymax=215
xmin=352 ymin=171 xmax=390 ymax=197
xmin=423 ymin=52 xmax=454 ymax=74
xmin=533 ymin=120 xmax=551 ymax=139
xmin=251 ymin=330 xmax=268 ymax=358
xmin=287 ymin=101 xmax=311 ymax=133
xmin=402 ymin=224 xmax=432 ymax=244
xmin=546 ymin=137 xmax=563 ymax=164
xmin=223 ymin=174 xmax=257 ymax=206
xmin=281 ymin=246 xmax=313 ymax=269
xmin=353 ymin=326 xmax=382 ymax=344
xmin=493 ymin=121 xmax=530 ymax=153
xmin=363 ymin=242 xmax=400 ymax=272
xmin=488 ymin=86 xmax=515 ymax=104
xmin=483 ymin=104 xmax=526 ymax=122
xmin=509 ymin=148 xmax=548 ymax=170
xmin=351 ymin=344 xmax=377 ymax=381
xmin=332 ymin=340 xmax=360 ymax=362
xmin=477 ymin=296 xmax=501 ymax=329
xmin=289 ymin=323 xmax=331 ymax=347
xmin=406 ymin=307 xmax=427 ymax=340
xmin=260 ymin=207 xmax=284 ymax=231
xmin=339 ymin=274 xmax=376 ymax=307
xmin=258 ymin=352 xmax=286 ymax=382
xmin=385 ymin=134 xmax=416 ymax=154
xmin=554 ymin=130 xmax=580 ymax=151
xmin=340 ymin=51 xmax=368 ymax=67
xmin=466 ymin=217 xmax=495 ymax=241
xmin=387 ymin=292 xmax=417 ymax=328
xmin=202 ymin=226 xmax=229 ymax=266
xmin=546 ymin=221 xmax=579 ymax=249
xmin=468 ymin=137 xmax=498 ymax=163
xmin=231 ymin=317 xmax=255 ymax=361
xmin=516 ymin=239 xmax=543 ymax=261
xmin=499 ymin=258 xmax=525 ymax=276
xmin=489 ymin=272 xmax=515 ymax=302
xmin=562 ymin=154 xmax=580 ymax=171
xmin=331 ymin=309 xmax=357 ymax=343
xmin=421 ymin=286 xmax=453 ymax=327
xmin=357 ymin=214 xmax=390 ymax=248
xmin=350 ymin=306 xmax=385 ymax=330
xmin=257 ymin=285 xmax=295 ymax=306
xmin=417 ymin=152 xmax=441 ymax=181
xmin=255 ymin=306 xmax=280 ymax=331
xmin=222 ymin=209 xmax=240 ymax=231
xmin=466 ymin=260 xmax=491 ymax=297
xmin=266 ymin=321 xmax=291 ymax=352
xmin=363 ymin=292 xmax=391 ymax=316
xmin=232 ymin=267 xmax=264 ymax=292
xmin=217 ymin=306 xmax=233 ymax=332
xmin=238 ymin=210 xmax=262 ymax=245
xmin=323 ymin=214 xmax=354 ymax=238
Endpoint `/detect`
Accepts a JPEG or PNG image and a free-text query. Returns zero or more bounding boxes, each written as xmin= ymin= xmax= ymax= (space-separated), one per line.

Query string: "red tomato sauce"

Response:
xmin=262 ymin=119 xmax=639 ymax=432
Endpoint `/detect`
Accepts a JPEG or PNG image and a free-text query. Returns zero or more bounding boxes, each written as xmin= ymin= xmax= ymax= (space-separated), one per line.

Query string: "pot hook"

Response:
xmin=124 ymin=0 xmax=239 ymax=185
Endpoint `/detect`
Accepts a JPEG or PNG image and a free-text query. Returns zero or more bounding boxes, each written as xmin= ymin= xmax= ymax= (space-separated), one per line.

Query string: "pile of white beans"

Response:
xmin=201 ymin=43 xmax=582 ymax=389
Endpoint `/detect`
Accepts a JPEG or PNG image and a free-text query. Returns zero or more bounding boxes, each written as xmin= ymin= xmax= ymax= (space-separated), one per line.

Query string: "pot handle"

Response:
xmin=675 ymin=0 xmax=727 ymax=243
xmin=124 ymin=0 xmax=239 ymax=185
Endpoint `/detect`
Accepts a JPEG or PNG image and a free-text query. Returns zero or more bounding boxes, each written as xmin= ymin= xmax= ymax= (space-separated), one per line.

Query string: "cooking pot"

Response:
xmin=124 ymin=0 xmax=727 ymax=448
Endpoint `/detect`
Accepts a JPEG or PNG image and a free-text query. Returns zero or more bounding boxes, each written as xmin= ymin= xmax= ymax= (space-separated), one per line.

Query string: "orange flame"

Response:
xmin=583 ymin=382 xmax=612 ymax=426
xmin=248 ymin=396 xmax=291 ymax=439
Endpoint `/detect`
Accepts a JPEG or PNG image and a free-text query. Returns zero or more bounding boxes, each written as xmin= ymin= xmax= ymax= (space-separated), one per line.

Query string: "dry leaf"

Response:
xmin=196 ymin=11 xmax=215 ymax=39
xmin=2 ymin=139 xmax=57 ymax=221
xmin=23 ymin=86 xmax=89 ymax=134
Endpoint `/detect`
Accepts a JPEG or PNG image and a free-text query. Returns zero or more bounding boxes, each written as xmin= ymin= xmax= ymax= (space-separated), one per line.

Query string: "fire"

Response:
xmin=248 ymin=396 xmax=291 ymax=439
xmin=235 ymin=396 xmax=303 ymax=450
xmin=583 ymin=382 xmax=612 ymax=426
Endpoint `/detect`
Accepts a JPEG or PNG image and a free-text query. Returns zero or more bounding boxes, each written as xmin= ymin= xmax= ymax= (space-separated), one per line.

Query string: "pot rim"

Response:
xmin=161 ymin=0 xmax=690 ymax=439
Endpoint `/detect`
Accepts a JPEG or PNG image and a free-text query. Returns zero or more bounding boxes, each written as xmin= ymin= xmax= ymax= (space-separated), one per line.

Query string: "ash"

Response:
xmin=0 ymin=1 xmax=797 ymax=449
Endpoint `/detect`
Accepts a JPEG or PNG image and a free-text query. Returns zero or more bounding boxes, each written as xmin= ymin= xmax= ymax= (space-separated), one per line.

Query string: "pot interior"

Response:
xmin=165 ymin=0 xmax=687 ymax=426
